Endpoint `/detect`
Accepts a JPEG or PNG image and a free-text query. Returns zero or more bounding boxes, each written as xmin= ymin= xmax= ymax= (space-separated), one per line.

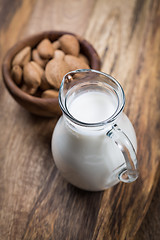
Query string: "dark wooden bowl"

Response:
xmin=2 ymin=31 xmax=101 ymax=117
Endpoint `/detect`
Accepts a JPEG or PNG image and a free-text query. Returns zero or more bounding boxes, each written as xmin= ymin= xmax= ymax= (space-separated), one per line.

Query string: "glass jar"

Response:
xmin=52 ymin=69 xmax=138 ymax=191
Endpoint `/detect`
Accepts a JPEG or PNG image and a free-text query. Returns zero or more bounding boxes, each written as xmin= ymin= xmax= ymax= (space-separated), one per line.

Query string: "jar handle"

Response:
xmin=107 ymin=124 xmax=139 ymax=183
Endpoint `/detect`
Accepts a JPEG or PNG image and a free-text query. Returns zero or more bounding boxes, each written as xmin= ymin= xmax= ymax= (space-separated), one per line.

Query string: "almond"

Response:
xmin=29 ymin=61 xmax=50 ymax=91
xmin=59 ymin=34 xmax=80 ymax=57
xmin=11 ymin=65 xmax=22 ymax=85
xmin=52 ymin=40 xmax=61 ymax=50
xmin=40 ymin=73 xmax=51 ymax=90
xmin=41 ymin=89 xmax=59 ymax=98
xmin=32 ymin=49 xmax=48 ymax=68
xmin=23 ymin=62 xmax=41 ymax=90
xmin=21 ymin=84 xmax=37 ymax=95
xmin=12 ymin=46 xmax=31 ymax=67
xmin=79 ymin=54 xmax=89 ymax=65
xmin=37 ymin=38 xmax=54 ymax=59
xmin=64 ymin=55 xmax=90 ymax=71
xmin=45 ymin=59 xmax=70 ymax=89
xmin=30 ymin=61 xmax=44 ymax=79
xmin=54 ymin=50 xmax=65 ymax=60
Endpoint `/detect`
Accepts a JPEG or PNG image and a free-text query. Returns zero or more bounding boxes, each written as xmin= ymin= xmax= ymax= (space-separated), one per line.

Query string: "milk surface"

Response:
xmin=68 ymin=91 xmax=117 ymax=123
xmin=52 ymin=89 xmax=137 ymax=191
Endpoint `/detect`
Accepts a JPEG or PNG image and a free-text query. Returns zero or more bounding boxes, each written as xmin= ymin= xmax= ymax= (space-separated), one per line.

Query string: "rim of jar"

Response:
xmin=59 ymin=69 xmax=125 ymax=127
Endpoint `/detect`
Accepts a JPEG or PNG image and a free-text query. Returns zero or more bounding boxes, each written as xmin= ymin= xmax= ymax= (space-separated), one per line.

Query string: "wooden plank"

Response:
xmin=85 ymin=0 xmax=160 ymax=239
xmin=135 ymin=179 xmax=160 ymax=239
xmin=0 ymin=0 xmax=160 ymax=239
xmin=22 ymin=0 xmax=97 ymax=37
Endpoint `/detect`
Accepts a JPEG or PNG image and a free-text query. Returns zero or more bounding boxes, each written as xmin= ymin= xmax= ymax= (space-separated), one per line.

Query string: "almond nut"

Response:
xmin=79 ymin=54 xmax=89 ymax=65
xmin=23 ymin=61 xmax=41 ymax=90
xmin=64 ymin=55 xmax=90 ymax=71
xmin=21 ymin=84 xmax=37 ymax=95
xmin=41 ymin=89 xmax=59 ymax=98
xmin=59 ymin=34 xmax=80 ymax=57
xmin=54 ymin=50 xmax=65 ymax=60
xmin=45 ymin=59 xmax=70 ymax=89
xmin=40 ymin=73 xmax=51 ymax=90
xmin=52 ymin=40 xmax=61 ymax=50
xmin=12 ymin=46 xmax=31 ymax=67
xmin=30 ymin=61 xmax=44 ymax=79
xmin=32 ymin=49 xmax=48 ymax=68
xmin=37 ymin=38 xmax=54 ymax=59
xmin=11 ymin=65 xmax=22 ymax=85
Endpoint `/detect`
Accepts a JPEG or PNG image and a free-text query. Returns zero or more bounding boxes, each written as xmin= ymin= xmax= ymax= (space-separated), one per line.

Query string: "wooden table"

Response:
xmin=0 ymin=0 xmax=160 ymax=239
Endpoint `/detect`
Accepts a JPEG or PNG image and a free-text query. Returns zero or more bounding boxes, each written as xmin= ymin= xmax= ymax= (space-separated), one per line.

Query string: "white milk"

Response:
xmin=52 ymin=90 xmax=137 ymax=191
xmin=68 ymin=91 xmax=117 ymax=123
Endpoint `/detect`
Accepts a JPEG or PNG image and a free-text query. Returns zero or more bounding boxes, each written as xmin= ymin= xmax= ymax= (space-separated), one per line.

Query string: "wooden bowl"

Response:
xmin=2 ymin=31 xmax=101 ymax=117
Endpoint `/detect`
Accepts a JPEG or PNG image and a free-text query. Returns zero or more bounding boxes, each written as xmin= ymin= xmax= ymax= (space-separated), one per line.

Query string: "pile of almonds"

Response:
xmin=11 ymin=34 xmax=90 ymax=98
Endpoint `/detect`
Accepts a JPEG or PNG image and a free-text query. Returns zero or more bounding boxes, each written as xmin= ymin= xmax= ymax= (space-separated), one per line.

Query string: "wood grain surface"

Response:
xmin=0 ymin=0 xmax=160 ymax=239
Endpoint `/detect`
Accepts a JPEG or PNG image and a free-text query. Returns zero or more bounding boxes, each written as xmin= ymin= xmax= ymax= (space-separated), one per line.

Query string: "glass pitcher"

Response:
xmin=52 ymin=69 xmax=138 ymax=191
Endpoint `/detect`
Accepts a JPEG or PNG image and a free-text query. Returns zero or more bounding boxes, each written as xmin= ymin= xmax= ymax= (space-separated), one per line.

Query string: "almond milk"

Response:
xmin=52 ymin=89 xmax=137 ymax=191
